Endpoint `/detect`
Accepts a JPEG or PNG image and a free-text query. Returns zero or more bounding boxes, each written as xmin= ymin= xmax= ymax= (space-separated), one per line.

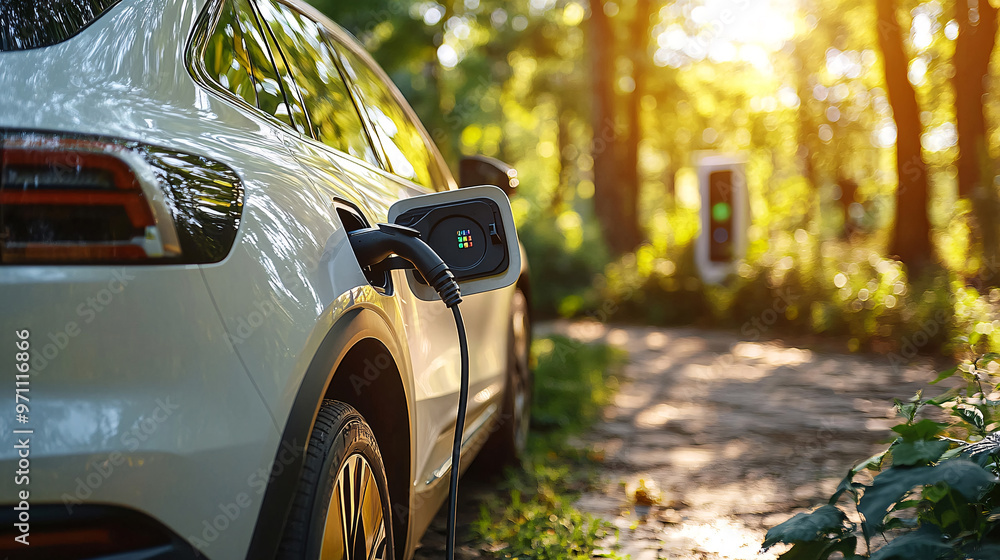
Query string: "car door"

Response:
xmin=251 ymin=0 xmax=512 ymax=493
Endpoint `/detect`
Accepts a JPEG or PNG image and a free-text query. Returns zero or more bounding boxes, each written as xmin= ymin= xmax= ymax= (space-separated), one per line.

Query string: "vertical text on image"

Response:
xmin=14 ymin=329 xmax=33 ymax=546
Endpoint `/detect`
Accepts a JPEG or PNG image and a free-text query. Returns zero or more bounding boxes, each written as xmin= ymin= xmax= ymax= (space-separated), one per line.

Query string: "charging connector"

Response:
xmin=348 ymin=223 xmax=462 ymax=307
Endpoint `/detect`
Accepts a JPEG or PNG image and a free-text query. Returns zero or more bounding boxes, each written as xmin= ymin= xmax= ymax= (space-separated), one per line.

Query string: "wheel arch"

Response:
xmin=324 ymin=337 xmax=411 ymax=560
xmin=246 ymin=305 xmax=413 ymax=560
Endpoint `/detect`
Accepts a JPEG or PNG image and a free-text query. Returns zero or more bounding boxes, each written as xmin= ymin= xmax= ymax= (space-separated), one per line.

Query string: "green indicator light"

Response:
xmin=712 ymin=202 xmax=731 ymax=222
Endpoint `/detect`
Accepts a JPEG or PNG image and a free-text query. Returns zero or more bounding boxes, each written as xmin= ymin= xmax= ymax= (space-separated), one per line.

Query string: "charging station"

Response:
xmin=695 ymin=154 xmax=749 ymax=284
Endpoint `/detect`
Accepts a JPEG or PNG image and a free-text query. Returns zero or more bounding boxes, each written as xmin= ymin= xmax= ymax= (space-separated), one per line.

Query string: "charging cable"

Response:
xmin=349 ymin=223 xmax=469 ymax=560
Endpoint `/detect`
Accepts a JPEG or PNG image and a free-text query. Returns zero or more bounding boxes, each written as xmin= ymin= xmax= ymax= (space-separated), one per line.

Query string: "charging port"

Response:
xmin=334 ymin=200 xmax=392 ymax=294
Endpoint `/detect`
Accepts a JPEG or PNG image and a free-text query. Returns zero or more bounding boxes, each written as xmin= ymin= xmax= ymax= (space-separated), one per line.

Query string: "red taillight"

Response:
xmin=0 ymin=504 xmax=202 ymax=559
xmin=0 ymin=132 xmax=244 ymax=264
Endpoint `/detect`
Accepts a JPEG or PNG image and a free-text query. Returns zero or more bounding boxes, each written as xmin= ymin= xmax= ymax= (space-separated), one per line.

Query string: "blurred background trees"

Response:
xmin=310 ymin=0 xmax=1000 ymax=358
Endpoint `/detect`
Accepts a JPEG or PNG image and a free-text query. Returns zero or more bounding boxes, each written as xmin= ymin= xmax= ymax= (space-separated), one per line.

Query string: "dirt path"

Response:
xmin=416 ymin=321 xmax=940 ymax=559
xmin=553 ymin=321 xmax=940 ymax=559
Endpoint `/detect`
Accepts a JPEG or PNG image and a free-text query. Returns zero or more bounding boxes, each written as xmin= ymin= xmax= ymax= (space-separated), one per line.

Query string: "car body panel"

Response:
xmin=0 ymin=265 xmax=282 ymax=559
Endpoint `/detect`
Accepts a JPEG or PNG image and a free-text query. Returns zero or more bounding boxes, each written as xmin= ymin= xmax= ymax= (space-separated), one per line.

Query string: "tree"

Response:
xmin=954 ymin=0 xmax=999 ymax=280
xmin=589 ymin=0 xmax=641 ymax=255
xmin=618 ymin=0 xmax=654 ymax=251
xmin=876 ymin=0 xmax=934 ymax=271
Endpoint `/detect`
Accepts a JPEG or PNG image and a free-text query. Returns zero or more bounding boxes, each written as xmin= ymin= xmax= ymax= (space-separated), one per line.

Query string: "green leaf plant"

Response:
xmin=762 ymin=354 xmax=1000 ymax=559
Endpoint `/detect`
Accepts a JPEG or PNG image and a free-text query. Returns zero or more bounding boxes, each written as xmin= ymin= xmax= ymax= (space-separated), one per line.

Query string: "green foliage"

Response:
xmin=594 ymin=241 xmax=712 ymax=326
xmin=472 ymin=336 xmax=626 ymax=559
xmin=761 ymin=355 xmax=1000 ymax=559
xmin=516 ymin=210 xmax=610 ymax=318
xmin=580 ymin=231 xmax=1000 ymax=359
xmin=470 ymin=459 xmax=619 ymax=560
xmin=762 ymin=505 xmax=850 ymax=548
xmin=529 ymin=336 xmax=625 ymax=433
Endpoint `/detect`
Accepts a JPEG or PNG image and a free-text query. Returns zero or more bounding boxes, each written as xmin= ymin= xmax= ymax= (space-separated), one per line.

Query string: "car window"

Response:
xmin=0 ymin=0 xmax=120 ymax=51
xmin=201 ymin=0 xmax=257 ymax=108
xmin=197 ymin=0 xmax=298 ymax=128
xmin=250 ymin=1 xmax=309 ymax=134
xmin=255 ymin=0 xmax=380 ymax=166
xmin=228 ymin=0 xmax=294 ymax=127
xmin=336 ymin=45 xmax=449 ymax=191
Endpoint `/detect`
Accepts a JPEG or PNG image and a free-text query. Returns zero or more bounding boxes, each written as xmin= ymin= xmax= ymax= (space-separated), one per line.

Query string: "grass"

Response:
xmin=471 ymin=335 xmax=628 ymax=559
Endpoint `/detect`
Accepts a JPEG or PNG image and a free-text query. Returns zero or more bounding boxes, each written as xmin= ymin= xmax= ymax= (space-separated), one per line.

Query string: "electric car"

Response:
xmin=0 ymin=0 xmax=532 ymax=558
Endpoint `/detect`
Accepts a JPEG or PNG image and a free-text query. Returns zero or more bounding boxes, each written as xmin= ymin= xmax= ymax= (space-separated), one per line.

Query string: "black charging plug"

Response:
xmin=348 ymin=223 xmax=462 ymax=307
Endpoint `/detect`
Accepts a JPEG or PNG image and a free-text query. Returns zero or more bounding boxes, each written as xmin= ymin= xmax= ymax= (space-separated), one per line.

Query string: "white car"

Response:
xmin=0 ymin=1 xmax=532 ymax=558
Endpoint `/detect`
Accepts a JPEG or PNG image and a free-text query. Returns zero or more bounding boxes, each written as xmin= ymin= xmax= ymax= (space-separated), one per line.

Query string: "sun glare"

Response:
xmin=654 ymin=0 xmax=797 ymax=70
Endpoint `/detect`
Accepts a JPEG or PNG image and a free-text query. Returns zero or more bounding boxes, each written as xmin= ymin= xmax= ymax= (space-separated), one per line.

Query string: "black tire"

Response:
xmin=476 ymin=286 xmax=533 ymax=470
xmin=278 ymin=401 xmax=394 ymax=560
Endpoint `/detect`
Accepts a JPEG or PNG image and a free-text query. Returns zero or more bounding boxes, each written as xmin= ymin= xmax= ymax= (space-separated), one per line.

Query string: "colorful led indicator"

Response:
xmin=456 ymin=229 xmax=473 ymax=249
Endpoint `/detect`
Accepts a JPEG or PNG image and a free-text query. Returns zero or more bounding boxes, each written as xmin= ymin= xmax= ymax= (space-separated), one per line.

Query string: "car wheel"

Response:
xmin=278 ymin=400 xmax=393 ymax=560
xmin=478 ymin=286 xmax=533 ymax=468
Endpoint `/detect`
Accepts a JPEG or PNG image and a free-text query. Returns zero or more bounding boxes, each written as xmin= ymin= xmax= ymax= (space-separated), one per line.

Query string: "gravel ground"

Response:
xmin=415 ymin=321 xmax=942 ymax=559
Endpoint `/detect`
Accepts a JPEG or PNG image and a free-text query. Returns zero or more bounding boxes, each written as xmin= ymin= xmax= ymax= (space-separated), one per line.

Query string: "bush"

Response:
xmin=762 ymin=354 xmax=1000 ymax=559
xmin=594 ymin=242 xmax=712 ymax=326
xmin=517 ymin=209 xmax=609 ymax=318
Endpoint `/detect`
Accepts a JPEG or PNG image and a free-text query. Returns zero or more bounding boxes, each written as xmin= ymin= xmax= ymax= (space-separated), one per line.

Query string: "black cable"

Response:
xmin=446 ymin=303 xmax=469 ymax=560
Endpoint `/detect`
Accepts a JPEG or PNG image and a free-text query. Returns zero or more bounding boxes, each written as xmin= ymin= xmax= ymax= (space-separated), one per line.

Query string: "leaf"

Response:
xmin=867 ymin=530 xmax=951 ymax=560
xmin=881 ymin=516 xmax=918 ymax=530
xmin=955 ymin=405 xmax=986 ymax=433
xmin=920 ymin=481 xmax=949 ymax=503
xmin=926 ymin=389 xmax=959 ymax=406
xmin=930 ymin=366 xmax=958 ymax=384
xmin=775 ymin=541 xmax=830 ymax=560
xmin=939 ymin=446 xmax=964 ymax=462
xmin=891 ymin=419 xmax=948 ymax=442
xmin=853 ymin=450 xmax=888 ymax=472
xmin=939 ymin=509 xmax=960 ymax=528
xmin=762 ymin=505 xmax=849 ymax=550
xmin=963 ymin=432 xmax=1000 ymax=457
xmin=891 ymin=440 xmax=951 ymax=466
xmin=896 ymin=399 xmax=919 ymax=422
xmin=773 ymin=537 xmax=858 ymax=560
xmin=858 ymin=460 xmax=996 ymax=539
xmin=829 ymin=469 xmax=865 ymax=505
xmin=890 ymin=499 xmax=921 ymax=511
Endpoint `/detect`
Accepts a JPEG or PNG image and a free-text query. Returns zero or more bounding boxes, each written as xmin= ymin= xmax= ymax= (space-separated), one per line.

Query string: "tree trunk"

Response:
xmin=955 ymin=0 xmax=999 ymax=283
xmin=955 ymin=0 xmax=996 ymax=199
xmin=550 ymin=110 xmax=573 ymax=213
xmin=589 ymin=0 xmax=633 ymax=255
xmin=876 ymin=0 xmax=934 ymax=271
xmin=793 ymin=40 xmax=819 ymax=192
xmin=617 ymin=0 xmax=653 ymax=250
